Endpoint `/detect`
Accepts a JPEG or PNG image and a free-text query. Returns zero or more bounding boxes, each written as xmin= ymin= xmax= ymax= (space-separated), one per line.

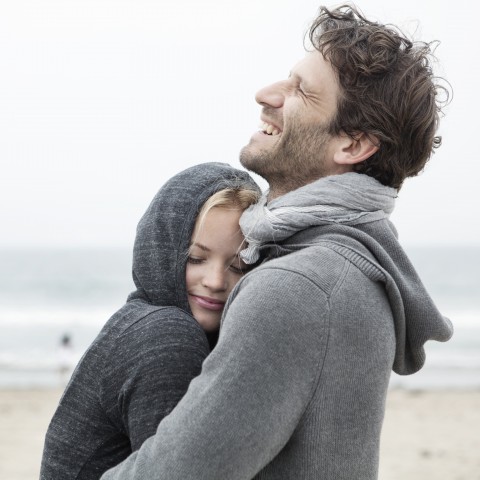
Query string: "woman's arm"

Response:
xmin=101 ymin=307 xmax=210 ymax=451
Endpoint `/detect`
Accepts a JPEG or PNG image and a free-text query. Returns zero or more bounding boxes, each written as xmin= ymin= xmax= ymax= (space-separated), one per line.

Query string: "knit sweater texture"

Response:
xmin=100 ymin=174 xmax=453 ymax=480
xmin=40 ymin=163 xmax=260 ymax=480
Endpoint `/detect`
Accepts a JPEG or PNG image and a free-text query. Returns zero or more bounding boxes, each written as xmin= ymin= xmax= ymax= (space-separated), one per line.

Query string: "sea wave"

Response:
xmin=0 ymin=307 xmax=113 ymax=326
xmin=0 ymin=307 xmax=478 ymax=389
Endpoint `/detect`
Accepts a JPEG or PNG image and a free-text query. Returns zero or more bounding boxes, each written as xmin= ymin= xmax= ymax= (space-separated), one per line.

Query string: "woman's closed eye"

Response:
xmin=187 ymin=256 xmax=204 ymax=265
xmin=228 ymin=259 xmax=250 ymax=275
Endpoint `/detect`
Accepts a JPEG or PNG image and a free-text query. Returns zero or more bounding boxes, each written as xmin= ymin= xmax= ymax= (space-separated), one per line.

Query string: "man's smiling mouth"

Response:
xmin=259 ymin=122 xmax=281 ymax=136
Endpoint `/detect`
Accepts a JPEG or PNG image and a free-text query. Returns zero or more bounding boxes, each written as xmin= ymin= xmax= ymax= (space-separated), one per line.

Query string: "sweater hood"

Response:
xmin=127 ymin=163 xmax=260 ymax=313
xmin=239 ymin=173 xmax=452 ymax=375
xmin=259 ymin=220 xmax=453 ymax=375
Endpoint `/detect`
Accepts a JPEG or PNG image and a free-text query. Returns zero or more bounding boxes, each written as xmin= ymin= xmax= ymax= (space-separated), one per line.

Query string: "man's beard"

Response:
xmin=240 ymin=119 xmax=334 ymax=196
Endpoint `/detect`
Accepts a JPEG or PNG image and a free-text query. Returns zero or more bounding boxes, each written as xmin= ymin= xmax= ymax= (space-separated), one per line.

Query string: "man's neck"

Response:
xmin=267 ymin=180 xmax=306 ymax=202
xmin=267 ymin=177 xmax=318 ymax=202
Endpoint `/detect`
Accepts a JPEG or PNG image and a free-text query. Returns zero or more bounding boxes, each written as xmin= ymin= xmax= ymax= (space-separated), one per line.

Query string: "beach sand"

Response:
xmin=379 ymin=390 xmax=480 ymax=480
xmin=0 ymin=388 xmax=479 ymax=480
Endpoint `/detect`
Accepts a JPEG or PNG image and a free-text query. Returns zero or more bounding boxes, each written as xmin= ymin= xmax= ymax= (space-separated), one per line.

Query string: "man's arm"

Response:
xmin=101 ymin=267 xmax=330 ymax=480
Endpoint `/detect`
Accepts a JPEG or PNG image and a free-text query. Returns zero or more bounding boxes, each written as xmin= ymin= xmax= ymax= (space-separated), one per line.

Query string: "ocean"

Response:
xmin=0 ymin=246 xmax=479 ymax=390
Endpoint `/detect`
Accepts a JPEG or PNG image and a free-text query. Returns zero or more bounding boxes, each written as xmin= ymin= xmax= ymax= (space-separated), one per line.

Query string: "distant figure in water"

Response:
xmin=57 ymin=333 xmax=74 ymax=386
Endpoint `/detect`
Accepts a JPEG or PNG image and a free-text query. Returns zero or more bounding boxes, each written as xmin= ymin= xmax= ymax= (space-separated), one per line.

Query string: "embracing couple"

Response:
xmin=41 ymin=5 xmax=453 ymax=480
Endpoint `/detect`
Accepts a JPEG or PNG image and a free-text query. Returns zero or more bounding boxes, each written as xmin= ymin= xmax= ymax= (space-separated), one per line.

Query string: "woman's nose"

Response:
xmin=255 ymin=81 xmax=285 ymax=108
xmin=201 ymin=266 xmax=228 ymax=292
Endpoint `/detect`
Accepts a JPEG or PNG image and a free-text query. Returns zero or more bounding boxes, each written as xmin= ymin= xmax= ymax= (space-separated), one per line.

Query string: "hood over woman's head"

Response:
xmin=127 ymin=163 xmax=260 ymax=313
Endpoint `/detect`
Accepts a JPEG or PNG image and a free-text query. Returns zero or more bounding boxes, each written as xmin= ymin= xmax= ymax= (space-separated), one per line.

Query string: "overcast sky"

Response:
xmin=0 ymin=0 xmax=477 ymax=248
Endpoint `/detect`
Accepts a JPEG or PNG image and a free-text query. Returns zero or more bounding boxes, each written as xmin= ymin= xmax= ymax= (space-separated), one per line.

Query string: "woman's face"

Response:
xmin=186 ymin=207 xmax=248 ymax=332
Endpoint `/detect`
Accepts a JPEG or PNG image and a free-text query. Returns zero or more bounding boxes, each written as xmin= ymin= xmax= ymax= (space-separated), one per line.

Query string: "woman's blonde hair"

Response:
xmin=196 ymin=187 xmax=259 ymax=232
xmin=189 ymin=186 xmax=260 ymax=257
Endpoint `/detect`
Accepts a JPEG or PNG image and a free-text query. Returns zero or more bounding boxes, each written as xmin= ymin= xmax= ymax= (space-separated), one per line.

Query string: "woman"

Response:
xmin=40 ymin=163 xmax=260 ymax=479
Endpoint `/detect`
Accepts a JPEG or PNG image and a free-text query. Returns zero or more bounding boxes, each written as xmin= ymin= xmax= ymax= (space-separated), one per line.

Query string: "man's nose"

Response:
xmin=255 ymin=81 xmax=285 ymax=108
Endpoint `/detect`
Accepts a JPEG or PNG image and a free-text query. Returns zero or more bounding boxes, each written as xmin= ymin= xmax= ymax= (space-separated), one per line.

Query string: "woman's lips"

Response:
xmin=189 ymin=294 xmax=225 ymax=311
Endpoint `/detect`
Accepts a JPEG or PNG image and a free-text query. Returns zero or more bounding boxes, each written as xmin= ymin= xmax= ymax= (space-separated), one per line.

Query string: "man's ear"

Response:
xmin=333 ymin=132 xmax=379 ymax=166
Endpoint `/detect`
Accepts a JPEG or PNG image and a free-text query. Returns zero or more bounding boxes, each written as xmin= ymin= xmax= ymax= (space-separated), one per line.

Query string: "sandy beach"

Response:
xmin=1 ymin=388 xmax=479 ymax=480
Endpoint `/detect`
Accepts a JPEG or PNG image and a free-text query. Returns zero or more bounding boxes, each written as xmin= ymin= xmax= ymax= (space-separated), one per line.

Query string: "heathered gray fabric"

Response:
xmin=240 ymin=173 xmax=452 ymax=375
xmin=100 ymin=173 xmax=453 ymax=480
xmin=40 ymin=163 xmax=260 ymax=480
xmin=240 ymin=172 xmax=396 ymax=263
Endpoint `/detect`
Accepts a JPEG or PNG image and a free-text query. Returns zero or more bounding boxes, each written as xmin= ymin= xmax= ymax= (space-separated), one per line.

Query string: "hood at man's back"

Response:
xmin=128 ymin=163 xmax=260 ymax=312
xmin=269 ymin=221 xmax=454 ymax=375
xmin=238 ymin=172 xmax=453 ymax=375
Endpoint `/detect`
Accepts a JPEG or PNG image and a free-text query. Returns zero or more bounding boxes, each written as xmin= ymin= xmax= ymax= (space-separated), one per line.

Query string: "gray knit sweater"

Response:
xmin=40 ymin=163 xmax=260 ymax=480
xmin=100 ymin=191 xmax=453 ymax=479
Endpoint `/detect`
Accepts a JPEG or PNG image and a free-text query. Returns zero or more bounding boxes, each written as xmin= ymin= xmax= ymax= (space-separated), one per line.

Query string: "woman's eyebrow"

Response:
xmin=190 ymin=242 xmax=210 ymax=252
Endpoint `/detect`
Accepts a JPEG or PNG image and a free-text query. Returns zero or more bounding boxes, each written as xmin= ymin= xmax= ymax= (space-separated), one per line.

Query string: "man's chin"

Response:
xmin=239 ymin=145 xmax=255 ymax=171
xmin=239 ymin=144 xmax=267 ymax=174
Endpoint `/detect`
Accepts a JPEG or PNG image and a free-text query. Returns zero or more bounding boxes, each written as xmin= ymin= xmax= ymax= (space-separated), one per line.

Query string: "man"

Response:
xmin=101 ymin=5 xmax=453 ymax=479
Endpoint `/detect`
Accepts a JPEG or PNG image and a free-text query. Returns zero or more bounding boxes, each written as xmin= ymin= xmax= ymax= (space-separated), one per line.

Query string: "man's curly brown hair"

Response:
xmin=309 ymin=4 xmax=450 ymax=189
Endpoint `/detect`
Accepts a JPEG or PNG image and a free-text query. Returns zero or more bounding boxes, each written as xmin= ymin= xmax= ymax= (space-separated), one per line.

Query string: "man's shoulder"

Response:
xmin=243 ymin=243 xmax=352 ymax=298
xmin=265 ymin=242 xmax=350 ymax=272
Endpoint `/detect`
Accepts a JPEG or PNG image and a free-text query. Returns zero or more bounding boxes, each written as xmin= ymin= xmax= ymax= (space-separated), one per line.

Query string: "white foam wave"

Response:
xmin=0 ymin=308 xmax=113 ymax=326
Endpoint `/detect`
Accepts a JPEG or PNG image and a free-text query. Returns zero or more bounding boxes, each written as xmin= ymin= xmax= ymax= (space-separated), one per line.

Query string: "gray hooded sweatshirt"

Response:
xmin=100 ymin=173 xmax=453 ymax=480
xmin=40 ymin=163 xmax=260 ymax=480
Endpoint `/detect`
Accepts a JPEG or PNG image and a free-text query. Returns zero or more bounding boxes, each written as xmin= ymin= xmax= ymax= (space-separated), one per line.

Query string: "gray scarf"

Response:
xmin=240 ymin=173 xmax=397 ymax=264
